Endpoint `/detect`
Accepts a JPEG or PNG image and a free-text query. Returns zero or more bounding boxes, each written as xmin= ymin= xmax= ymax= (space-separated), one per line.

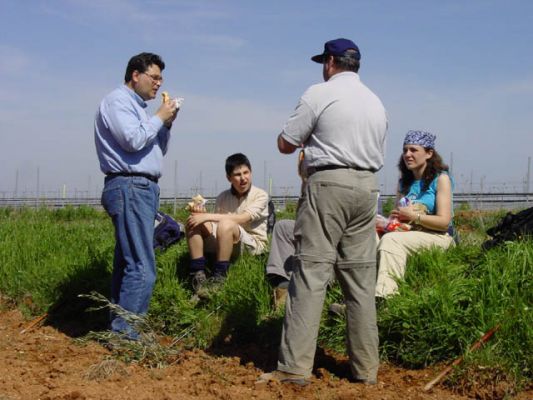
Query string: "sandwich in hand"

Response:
xmin=162 ymin=91 xmax=184 ymax=109
xmin=186 ymin=194 xmax=206 ymax=212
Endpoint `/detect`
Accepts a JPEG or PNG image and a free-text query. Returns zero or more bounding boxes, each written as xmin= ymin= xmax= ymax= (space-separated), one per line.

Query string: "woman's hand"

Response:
xmin=390 ymin=205 xmax=416 ymax=223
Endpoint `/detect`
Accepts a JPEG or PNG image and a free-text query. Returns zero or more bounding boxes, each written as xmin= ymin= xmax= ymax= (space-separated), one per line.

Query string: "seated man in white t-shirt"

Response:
xmin=186 ymin=153 xmax=269 ymax=293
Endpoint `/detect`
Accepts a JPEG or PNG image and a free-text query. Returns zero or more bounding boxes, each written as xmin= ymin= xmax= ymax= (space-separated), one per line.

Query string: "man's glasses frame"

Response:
xmin=142 ymin=72 xmax=163 ymax=83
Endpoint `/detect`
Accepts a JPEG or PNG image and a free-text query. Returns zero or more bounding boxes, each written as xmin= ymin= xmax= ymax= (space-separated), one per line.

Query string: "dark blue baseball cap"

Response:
xmin=311 ymin=38 xmax=361 ymax=63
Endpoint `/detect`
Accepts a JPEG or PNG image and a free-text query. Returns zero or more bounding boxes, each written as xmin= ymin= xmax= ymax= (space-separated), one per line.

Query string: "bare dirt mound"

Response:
xmin=0 ymin=308 xmax=528 ymax=400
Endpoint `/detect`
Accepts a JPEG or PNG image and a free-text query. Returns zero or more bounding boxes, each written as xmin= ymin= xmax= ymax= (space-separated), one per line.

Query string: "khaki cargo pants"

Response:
xmin=277 ymin=168 xmax=380 ymax=382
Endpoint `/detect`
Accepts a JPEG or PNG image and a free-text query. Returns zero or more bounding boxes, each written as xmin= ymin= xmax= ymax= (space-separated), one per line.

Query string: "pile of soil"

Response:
xmin=0 ymin=307 xmax=529 ymax=400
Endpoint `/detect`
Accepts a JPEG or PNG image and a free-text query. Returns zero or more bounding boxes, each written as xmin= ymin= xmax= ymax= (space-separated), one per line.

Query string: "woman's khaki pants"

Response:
xmin=375 ymin=230 xmax=454 ymax=298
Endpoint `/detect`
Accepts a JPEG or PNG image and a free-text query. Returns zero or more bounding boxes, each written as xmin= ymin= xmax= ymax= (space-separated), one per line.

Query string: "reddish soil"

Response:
xmin=0 ymin=307 xmax=530 ymax=400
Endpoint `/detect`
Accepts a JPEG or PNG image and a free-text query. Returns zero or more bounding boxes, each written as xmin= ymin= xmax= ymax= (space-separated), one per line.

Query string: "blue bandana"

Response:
xmin=403 ymin=130 xmax=436 ymax=149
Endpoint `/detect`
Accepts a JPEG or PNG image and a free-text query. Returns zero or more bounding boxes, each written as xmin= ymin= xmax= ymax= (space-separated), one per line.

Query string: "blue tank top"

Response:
xmin=403 ymin=173 xmax=454 ymax=216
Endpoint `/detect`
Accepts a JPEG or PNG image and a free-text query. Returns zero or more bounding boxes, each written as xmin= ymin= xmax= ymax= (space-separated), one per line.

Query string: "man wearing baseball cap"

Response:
xmin=258 ymin=38 xmax=387 ymax=385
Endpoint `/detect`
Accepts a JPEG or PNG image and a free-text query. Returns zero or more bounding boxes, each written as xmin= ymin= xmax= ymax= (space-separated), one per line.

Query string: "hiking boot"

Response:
xmin=273 ymin=287 xmax=288 ymax=311
xmin=191 ymin=270 xmax=207 ymax=293
xmin=196 ymin=275 xmax=226 ymax=299
xmin=256 ymin=370 xmax=310 ymax=386
xmin=351 ymin=377 xmax=377 ymax=385
xmin=328 ymin=302 xmax=346 ymax=318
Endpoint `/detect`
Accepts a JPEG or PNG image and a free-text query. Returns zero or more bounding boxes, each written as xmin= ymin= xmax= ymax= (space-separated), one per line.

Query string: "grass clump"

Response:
xmin=79 ymin=291 xmax=181 ymax=368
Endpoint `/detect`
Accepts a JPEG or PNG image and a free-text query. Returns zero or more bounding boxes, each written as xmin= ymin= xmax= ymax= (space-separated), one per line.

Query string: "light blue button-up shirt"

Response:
xmin=94 ymin=85 xmax=171 ymax=178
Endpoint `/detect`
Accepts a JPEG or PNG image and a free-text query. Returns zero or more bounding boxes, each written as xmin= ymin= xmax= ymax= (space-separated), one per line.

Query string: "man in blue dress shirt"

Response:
xmin=94 ymin=52 xmax=178 ymax=339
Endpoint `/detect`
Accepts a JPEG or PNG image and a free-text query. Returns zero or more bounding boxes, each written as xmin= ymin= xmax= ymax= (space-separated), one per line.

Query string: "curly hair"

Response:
xmin=398 ymin=149 xmax=449 ymax=195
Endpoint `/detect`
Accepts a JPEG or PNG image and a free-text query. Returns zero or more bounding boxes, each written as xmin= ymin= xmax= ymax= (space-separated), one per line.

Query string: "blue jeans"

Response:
xmin=101 ymin=175 xmax=159 ymax=339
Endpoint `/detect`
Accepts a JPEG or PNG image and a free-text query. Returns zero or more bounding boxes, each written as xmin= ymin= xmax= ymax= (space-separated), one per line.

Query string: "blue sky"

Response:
xmin=1 ymin=0 xmax=532 ymax=198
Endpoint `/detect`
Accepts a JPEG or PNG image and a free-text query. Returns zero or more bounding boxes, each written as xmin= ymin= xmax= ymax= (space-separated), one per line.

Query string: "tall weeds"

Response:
xmin=0 ymin=206 xmax=530 ymax=392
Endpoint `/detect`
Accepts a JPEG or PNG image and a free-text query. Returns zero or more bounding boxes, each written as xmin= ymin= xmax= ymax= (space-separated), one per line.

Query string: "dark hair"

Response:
xmin=124 ymin=52 xmax=165 ymax=83
xmin=398 ymin=149 xmax=449 ymax=195
xmin=332 ymin=49 xmax=360 ymax=72
xmin=225 ymin=153 xmax=251 ymax=176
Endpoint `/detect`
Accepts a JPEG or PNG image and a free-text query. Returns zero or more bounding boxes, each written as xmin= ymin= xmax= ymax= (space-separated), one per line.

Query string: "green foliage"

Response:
xmin=273 ymin=202 xmax=297 ymax=221
xmin=381 ymin=197 xmax=395 ymax=216
xmin=320 ymin=239 xmax=532 ymax=389
xmin=0 ymin=206 xmax=531 ymax=391
xmin=0 ymin=207 xmax=112 ymax=317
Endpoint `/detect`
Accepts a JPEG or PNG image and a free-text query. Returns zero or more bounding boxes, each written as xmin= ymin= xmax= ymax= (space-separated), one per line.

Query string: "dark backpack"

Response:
xmin=154 ymin=211 xmax=184 ymax=251
xmin=482 ymin=206 xmax=533 ymax=250
xmin=267 ymin=199 xmax=276 ymax=234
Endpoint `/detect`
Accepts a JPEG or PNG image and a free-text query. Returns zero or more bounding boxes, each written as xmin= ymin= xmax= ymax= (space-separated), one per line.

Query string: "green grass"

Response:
xmin=0 ymin=205 xmax=531 ymax=395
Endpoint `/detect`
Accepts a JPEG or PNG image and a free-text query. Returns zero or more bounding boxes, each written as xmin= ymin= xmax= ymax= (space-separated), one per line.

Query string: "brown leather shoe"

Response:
xmin=328 ymin=302 xmax=346 ymax=318
xmin=273 ymin=287 xmax=288 ymax=310
xmin=256 ymin=370 xmax=309 ymax=386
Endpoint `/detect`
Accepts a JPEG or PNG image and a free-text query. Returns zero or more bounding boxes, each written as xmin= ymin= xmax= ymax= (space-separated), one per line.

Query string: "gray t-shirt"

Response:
xmin=281 ymin=71 xmax=387 ymax=172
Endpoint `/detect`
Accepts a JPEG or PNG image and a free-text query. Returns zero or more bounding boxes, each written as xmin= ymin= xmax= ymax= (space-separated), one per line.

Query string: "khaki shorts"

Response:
xmin=204 ymin=222 xmax=262 ymax=257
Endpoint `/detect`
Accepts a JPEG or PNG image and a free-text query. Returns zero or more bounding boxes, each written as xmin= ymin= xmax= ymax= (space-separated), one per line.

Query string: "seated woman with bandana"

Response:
xmin=375 ymin=130 xmax=455 ymax=298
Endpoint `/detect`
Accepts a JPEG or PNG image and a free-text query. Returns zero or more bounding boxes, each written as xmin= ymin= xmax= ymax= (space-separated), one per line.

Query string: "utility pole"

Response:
xmin=199 ymin=171 xmax=203 ymax=195
xmin=173 ymin=160 xmax=178 ymax=214
xmin=527 ymin=156 xmax=531 ymax=203
xmin=450 ymin=152 xmax=454 ymax=176
xmin=36 ymin=167 xmax=40 ymax=204
xmin=263 ymin=160 xmax=267 ymax=192
xmin=14 ymin=169 xmax=19 ymax=198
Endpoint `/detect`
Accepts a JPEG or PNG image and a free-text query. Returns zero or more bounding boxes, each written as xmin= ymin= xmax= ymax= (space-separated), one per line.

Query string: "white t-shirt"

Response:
xmin=215 ymin=185 xmax=269 ymax=253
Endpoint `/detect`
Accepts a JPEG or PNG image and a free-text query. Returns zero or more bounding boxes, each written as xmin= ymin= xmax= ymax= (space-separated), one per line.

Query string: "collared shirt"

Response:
xmin=215 ymin=185 xmax=269 ymax=252
xmin=94 ymin=85 xmax=171 ymax=178
xmin=281 ymin=71 xmax=387 ymax=172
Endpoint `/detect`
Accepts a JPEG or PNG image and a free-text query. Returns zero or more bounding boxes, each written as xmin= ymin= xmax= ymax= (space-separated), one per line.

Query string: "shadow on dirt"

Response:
xmin=207 ymin=306 xmax=352 ymax=380
xmin=44 ymin=257 xmax=111 ymax=337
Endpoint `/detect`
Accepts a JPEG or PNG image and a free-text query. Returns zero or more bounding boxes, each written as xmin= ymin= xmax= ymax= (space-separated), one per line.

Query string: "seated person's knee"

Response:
xmin=216 ymin=219 xmax=239 ymax=238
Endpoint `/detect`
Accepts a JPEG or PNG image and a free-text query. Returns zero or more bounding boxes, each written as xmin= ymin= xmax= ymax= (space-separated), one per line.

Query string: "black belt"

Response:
xmin=106 ymin=172 xmax=158 ymax=183
xmin=307 ymin=165 xmax=375 ymax=176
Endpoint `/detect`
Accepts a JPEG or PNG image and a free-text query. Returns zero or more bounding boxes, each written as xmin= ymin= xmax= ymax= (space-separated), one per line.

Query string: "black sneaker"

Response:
xmin=191 ymin=270 xmax=207 ymax=293
xmin=196 ymin=275 xmax=226 ymax=299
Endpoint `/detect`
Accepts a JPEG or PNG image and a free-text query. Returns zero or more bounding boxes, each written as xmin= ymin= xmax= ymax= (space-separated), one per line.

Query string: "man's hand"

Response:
xmin=278 ymin=133 xmax=298 ymax=154
xmin=156 ymin=101 xmax=178 ymax=128
xmin=186 ymin=213 xmax=208 ymax=231
xmin=189 ymin=204 xmax=206 ymax=213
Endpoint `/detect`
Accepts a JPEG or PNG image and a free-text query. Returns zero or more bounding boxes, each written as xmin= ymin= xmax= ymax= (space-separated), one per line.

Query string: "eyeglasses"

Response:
xmin=142 ymin=72 xmax=163 ymax=83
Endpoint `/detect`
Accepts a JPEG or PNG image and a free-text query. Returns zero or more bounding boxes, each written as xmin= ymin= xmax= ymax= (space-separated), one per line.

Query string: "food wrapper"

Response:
xmin=186 ymin=194 xmax=206 ymax=212
xmin=376 ymin=214 xmax=389 ymax=234
xmin=162 ymin=91 xmax=184 ymax=109
xmin=376 ymin=201 xmax=429 ymax=234
xmin=376 ymin=214 xmax=412 ymax=233
xmin=385 ymin=218 xmax=412 ymax=232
